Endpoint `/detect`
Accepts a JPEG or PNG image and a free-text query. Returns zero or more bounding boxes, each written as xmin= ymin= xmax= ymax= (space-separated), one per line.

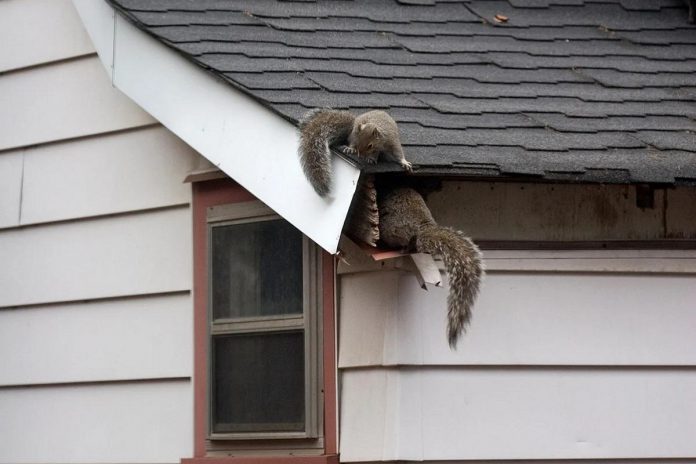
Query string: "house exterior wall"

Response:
xmin=0 ymin=1 xmax=199 ymax=462
xmin=338 ymin=181 xmax=696 ymax=462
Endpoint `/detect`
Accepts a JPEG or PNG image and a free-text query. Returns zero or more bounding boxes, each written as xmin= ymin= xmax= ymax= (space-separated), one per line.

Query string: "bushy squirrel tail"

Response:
xmin=298 ymin=109 xmax=355 ymax=196
xmin=416 ymin=225 xmax=484 ymax=348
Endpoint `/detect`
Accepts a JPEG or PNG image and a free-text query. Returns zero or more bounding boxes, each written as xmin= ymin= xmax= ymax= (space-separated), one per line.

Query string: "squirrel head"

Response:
xmin=353 ymin=123 xmax=383 ymax=157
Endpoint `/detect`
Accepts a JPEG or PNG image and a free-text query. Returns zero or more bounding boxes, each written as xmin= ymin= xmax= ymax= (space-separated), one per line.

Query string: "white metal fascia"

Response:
xmin=71 ymin=0 xmax=360 ymax=254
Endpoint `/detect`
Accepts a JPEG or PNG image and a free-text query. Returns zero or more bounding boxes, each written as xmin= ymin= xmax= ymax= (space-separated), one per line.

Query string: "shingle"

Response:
xmin=303 ymin=73 xmax=696 ymax=104
xmin=130 ymin=10 xmax=262 ymax=27
xmin=388 ymin=108 xmax=542 ymax=129
xmin=467 ymin=0 xmax=689 ymax=30
xmin=108 ymin=0 xmax=696 ymax=186
xmin=253 ymin=89 xmax=429 ymax=110
xmin=302 ymin=62 xmax=590 ymax=82
xmin=418 ymin=93 xmax=696 ymax=118
xmin=615 ymin=29 xmax=696 ymax=45
xmin=249 ymin=0 xmax=479 ymax=23
xmin=199 ymin=55 xmax=300 ymax=72
xmin=395 ymin=34 xmax=696 ymax=60
xmin=224 ymin=72 xmax=322 ymax=90
xmin=526 ymin=114 xmax=696 ymax=133
xmin=397 ymin=124 xmax=646 ymax=151
xmin=579 ymin=68 xmax=696 ymax=88
xmin=635 ymin=131 xmax=696 ymax=151
xmin=487 ymin=53 xmax=696 ymax=74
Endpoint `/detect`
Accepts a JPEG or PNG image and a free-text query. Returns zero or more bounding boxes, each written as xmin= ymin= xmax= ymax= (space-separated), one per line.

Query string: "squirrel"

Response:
xmin=378 ymin=187 xmax=484 ymax=348
xmin=298 ymin=109 xmax=412 ymax=196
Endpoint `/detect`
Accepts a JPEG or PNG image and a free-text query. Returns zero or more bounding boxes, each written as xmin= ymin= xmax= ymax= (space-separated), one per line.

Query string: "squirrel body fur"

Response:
xmin=379 ymin=187 xmax=484 ymax=348
xmin=298 ymin=109 xmax=412 ymax=196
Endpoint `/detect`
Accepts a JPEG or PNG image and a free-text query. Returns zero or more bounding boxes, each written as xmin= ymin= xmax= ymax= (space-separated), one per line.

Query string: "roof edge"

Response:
xmin=72 ymin=0 xmax=360 ymax=254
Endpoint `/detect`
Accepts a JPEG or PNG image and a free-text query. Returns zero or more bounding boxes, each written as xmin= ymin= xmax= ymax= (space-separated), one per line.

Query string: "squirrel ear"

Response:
xmin=372 ymin=127 xmax=382 ymax=137
xmin=359 ymin=124 xmax=366 ymax=131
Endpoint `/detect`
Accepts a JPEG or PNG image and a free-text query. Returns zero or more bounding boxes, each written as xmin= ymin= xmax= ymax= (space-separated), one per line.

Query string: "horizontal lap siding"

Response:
xmin=340 ymin=267 xmax=696 ymax=367
xmin=0 ymin=3 xmax=196 ymax=464
xmin=0 ymin=56 xmax=155 ymax=152
xmin=0 ymin=293 xmax=192 ymax=386
xmin=339 ymin=252 xmax=696 ymax=461
xmin=0 ymin=0 xmax=94 ymax=72
xmin=18 ymin=125 xmax=197 ymax=226
xmin=0 ymin=207 xmax=192 ymax=308
xmin=340 ymin=368 xmax=696 ymax=462
xmin=0 ymin=380 xmax=192 ymax=464
xmin=0 ymin=151 xmax=23 ymax=228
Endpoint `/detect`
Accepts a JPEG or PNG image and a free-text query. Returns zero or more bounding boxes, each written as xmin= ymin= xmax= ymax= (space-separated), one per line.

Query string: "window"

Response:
xmin=206 ymin=201 xmax=323 ymax=442
xmin=187 ymin=179 xmax=337 ymax=463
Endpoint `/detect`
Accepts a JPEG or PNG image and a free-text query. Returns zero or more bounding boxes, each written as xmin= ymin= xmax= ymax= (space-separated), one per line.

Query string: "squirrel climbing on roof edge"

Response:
xmin=378 ymin=187 xmax=484 ymax=349
xmin=298 ymin=108 xmax=412 ymax=196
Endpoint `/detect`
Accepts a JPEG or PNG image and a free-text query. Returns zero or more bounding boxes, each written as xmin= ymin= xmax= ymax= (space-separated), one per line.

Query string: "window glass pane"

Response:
xmin=212 ymin=331 xmax=305 ymax=434
xmin=211 ymin=219 xmax=303 ymax=320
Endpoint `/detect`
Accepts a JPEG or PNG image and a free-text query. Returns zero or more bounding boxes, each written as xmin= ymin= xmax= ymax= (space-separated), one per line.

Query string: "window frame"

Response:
xmin=188 ymin=178 xmax=338 ymax=463
xmin=206 ymin=202 xmax=323 ymax=441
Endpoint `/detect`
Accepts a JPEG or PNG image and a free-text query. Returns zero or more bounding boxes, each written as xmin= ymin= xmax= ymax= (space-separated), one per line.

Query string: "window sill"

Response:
xmin=182 ymin=455 xmax=338 ymax=464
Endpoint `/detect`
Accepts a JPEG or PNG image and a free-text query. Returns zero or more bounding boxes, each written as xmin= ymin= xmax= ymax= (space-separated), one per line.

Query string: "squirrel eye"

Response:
xmin=367 ymin=143 xmax=373 ymax=150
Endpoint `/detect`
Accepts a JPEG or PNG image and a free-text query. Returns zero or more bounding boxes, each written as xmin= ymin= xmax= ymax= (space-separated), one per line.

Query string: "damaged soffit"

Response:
xmin=105 ymin=0 xmax=696 ymax=186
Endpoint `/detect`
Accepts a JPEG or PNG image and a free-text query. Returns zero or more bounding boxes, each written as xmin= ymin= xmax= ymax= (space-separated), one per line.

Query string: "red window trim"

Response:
xmin=184 ymin=178 xmax=338 ymax=464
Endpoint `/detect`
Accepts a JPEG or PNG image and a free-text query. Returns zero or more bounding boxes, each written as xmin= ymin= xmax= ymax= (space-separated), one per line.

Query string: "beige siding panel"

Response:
xmin=0 ymin=380 xmax=192 ymax=463
xmin=0 ymin=207 xmax=191 ymax=308
xmin=340 ymin=368 xmax=696 ymax=461
xmin=482 ymin=249 xmax=696 ymax=273
xmin=0 ymin=56 xmax=155 ymax=152
xmin=0 ymin=293 xmax=191 ymax=386
xmin=0 ymin=150 xmax=22 ymax=228
xmin=339 ymin=269 xmax=696 ymax=367
xmin=19 ymin=126 xmax=197 ymax=226
xmin=428 ymin=182 xmax=696 ymax=241
xmin=0 ymin=0 xmax=95 ymax=72
xmin=338 ymin=272 xmax=400 ymax=368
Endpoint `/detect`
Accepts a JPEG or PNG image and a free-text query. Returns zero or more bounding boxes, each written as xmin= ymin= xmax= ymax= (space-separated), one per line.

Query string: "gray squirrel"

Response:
xmin=298 ymin=108 xmax=483 ymax=347
xmin=379 ymin=187 xmax=484 ymax=348
xmin=298 ymin=109 xmax=412 ymax=196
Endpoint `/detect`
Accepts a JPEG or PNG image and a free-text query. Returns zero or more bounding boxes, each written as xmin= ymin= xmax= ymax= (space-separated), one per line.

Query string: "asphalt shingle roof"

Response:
xmin=108 ymin=0 xmax=696 ymax=185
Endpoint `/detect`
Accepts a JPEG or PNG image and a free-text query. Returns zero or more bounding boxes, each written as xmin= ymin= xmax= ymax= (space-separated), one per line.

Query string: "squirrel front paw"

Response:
xmin=341 ymin=146 xmax=357 ymax=156
xmin=401 ymin=159 xmax=413 ymax=172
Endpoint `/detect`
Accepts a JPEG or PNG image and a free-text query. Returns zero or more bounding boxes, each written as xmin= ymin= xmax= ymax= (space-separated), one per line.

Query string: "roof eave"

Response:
xmin=72 ymin=0 xmax=360 ymax=254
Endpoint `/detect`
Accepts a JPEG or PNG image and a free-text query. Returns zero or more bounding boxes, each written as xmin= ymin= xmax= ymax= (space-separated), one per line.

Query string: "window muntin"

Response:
xmin=207 ymin=202 xmax=321 ymax=441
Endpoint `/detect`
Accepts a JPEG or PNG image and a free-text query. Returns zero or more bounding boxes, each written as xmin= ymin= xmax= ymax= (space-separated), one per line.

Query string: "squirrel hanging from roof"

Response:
xmin=378 ymin=187 xmax=484 ymax=348
xmin=298 ymin=108 xmax=484 ymax=348
xmin=298 ymin=108 xmax=412 ymax=197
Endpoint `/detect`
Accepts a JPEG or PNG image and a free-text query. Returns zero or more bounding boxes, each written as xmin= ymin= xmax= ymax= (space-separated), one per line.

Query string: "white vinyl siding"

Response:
xmin=0 ymin=56 xmax=155 ymax=152
xmin=341 ymin=368 xmax=696 ymax=461
xmin=0 ymin=2 xmax=194 ymax=463
xmin=17 ymin=125 xmax=197 ymax=226
xmin=337 ymin=181 xmax=696 ymax=463
xmin=0 ymin=0 xmax=94 ymax=72
xmin=0 ymin=293 xmax=192 ymax=386
xmin=339 ymin=256 xmax=696 ymax=462
xmin=0 ymin=380 xmax=192 ymax=464
xmin=0 ymin=207 xmax=191 ymax=308
xmin=0 ymin=150 xmax=23 ymax=228
xmin=340 ymin=264 xmax=696 ymax=367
